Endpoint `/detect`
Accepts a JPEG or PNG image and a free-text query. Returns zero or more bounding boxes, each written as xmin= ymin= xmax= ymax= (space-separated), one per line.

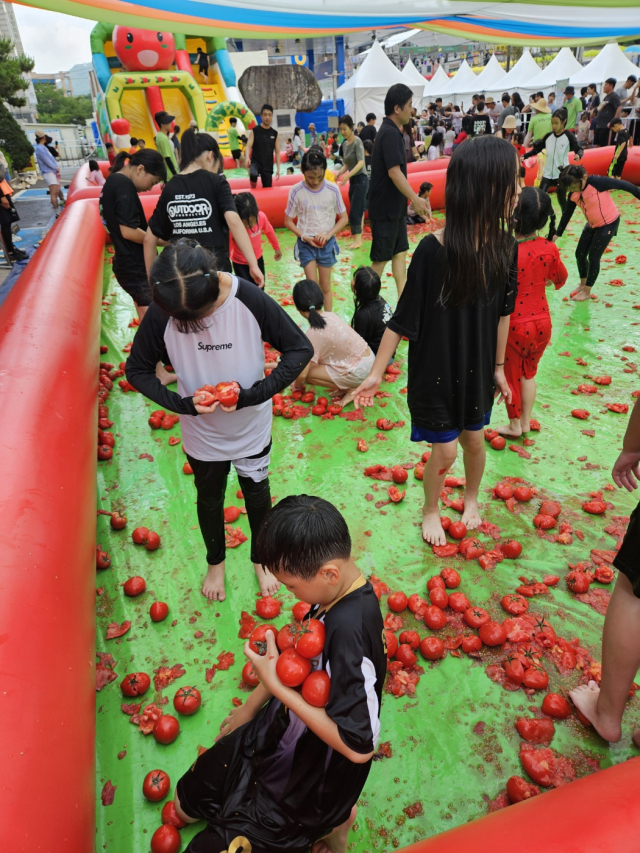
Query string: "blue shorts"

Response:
xmin=411 ymin=410 xmax=492 ymax=444
xmin=295 ymin=236 xmax=339 ymax=269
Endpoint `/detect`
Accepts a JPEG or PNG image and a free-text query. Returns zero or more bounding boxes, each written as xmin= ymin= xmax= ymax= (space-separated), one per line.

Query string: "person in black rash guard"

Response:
xmin=350 ymin=266 xmax=392 ymax=355
xmin=522 ymin=107 xmax=582 ymax=209
xmin=144 ymin=129 xmax=264 ymax=286
xmin=126 ymin=239 xmax=313 ymax=602
xmin=555 ymin=164 xmax=640 ymax=301
xmin=246 ymin=103 xmax=280 ymax=189
xmin=173 ymin=495 xmax=386 ymax=853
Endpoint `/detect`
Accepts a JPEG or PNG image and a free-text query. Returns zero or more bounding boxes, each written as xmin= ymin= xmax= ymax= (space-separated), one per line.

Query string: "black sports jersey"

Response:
xmin=99 ymin=172 xmax=147 ymax=285
xmin=352 ymin=296 xmax=393 ymax=354
xmin=251 ymin=124 xmax=279 ymax=170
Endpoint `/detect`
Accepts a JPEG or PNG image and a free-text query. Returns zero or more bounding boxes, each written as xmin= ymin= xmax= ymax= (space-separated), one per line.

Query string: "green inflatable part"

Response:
xmin=205 ymin=100 xmax=256 ymax=132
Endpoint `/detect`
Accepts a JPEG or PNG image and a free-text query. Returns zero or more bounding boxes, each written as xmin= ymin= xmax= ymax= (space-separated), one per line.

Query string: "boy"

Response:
xmin=154 ymin=110 xmax=178 ymax=176
xmin=174 ymin=495 xmax=386 ymax=853
xmin=246 ymin=104 xmax=280 ymax=189
xmin=407 ymin=181 xmax=432 ymax=224
xmin=227 ymin=117 xmax=243 ymax=167
xmin=609 ymin=117 xmax=630 ymax=178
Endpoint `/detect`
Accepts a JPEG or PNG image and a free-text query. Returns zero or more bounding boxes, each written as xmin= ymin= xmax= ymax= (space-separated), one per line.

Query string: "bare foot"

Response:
xmin=254 ymin=563 xmax=280 ymax=596
xmin=312 ymin=806 xmax=357 ymax=853
xmin=461 ymin=499 xmax=481 ymax=530
xmin=571 ymin=286 xmax=591 ymax=302
xmin=569 ymin=680 xmax=622 ymax=742
xmin=520 ymin=420 xmax=531 ymax=433
xmin=422 ymin=509 xmax=446 ymax=545
xmin=348 ymin=238 xmax=363 ymax=250
xmin=497 ymin=422 xmax=522 ymax=438
xmin=339 ymin=390 xmax=355 ymax=408
xmin=202 ymin=564 xmax=226 ymax=601
xmin=156 ymin=364 xmax=176 ymax=385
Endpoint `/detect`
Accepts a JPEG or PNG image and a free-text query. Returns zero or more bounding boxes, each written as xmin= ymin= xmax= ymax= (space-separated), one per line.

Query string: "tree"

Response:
xmin=34 ymin=82 xmax=93 ymax=126
xmin=0 ymin=102 xmax=33 ymax=170
xmin=0 ymin=37 xmax=34 ymax=107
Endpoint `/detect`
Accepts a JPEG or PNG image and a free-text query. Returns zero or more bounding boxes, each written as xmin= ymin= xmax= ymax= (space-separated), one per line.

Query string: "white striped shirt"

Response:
xmin=285 ymin=179 xmax=346 ymax=236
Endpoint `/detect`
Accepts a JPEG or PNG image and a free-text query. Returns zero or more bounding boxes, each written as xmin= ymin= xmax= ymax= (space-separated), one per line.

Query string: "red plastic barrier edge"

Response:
xmin=0 ymin=199 xmax=103 ymax=851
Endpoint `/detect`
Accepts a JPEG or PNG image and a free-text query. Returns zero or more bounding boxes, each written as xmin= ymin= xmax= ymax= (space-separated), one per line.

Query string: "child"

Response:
xmin=522 ymin=107 xmax=582 ymax=205
xmin=293 ymin=127 xmax=305 ymax=164
xmin=284 ymin=149 xmax=348 ymax=312
xmin=576 ymin=112 xmax=591 ymax=148
xmin=325 ymin=133 xmax=334 ymax=160
xmin=497 ymin=188 xmax=567 ymax=438
xmin=227 ymin=117 xmax=243 ymax=167
xmin=286 ymin=166 xmax=295 ymax=175
xmin=105 ymin=141 xmax=115 ymax=165
xmin=444 ymin=123 xmax=456 ymax=156
xmin=609 ymin=117 xmax=630 ymax=178
xmin=555 ymin=164 xmax=640 ymax=301
xmin=351 ymin=266 xmax=393 ymax=355
xmin=352 ymin=136 xmax=519 ymax=545
xmin=285 ymin=138 xmax=294 ymax=162
xmin=363 ymin=138 xmax=374 ymax=177
xmin=293 ymin=278 xmax=375 ymax=400
xmin=427 ymin=131 xmax=445 ymax=160
xmin=174 ymin=494 xmax=385 ymax=853
xmin=407 ymin=181 xmax=432 ymax=225
xmin=137 ymin=138 xmax=146 ymax=150
xmin=230 ymin=191 xmax=281 ymax=286
xmin=128 ymin=137 xmax=138 ymax=155
xmin=308 ymin=122 xmax=318 ymax=146
xmin=86 ymin=159 xmax=105 ymax=187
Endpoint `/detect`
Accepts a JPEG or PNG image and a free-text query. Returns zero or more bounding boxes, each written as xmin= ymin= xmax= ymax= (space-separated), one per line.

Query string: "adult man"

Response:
xmin=154 ymin=111 xmax=178 ymax=176
xmin=616 ymin=75 xmax=638 ymax=109
xmin=521 ymin=91 xmax=544 ymax=114
xmin=359 ymin=113 xmax=377 ymax=144
xmin=34 ymin=131 xmax=62 ymax=214
xmin=368 ymin=83 xmax=429 ymax=296
xmin=245 ymin=103 xmax=280 ymax=189
xmin=196 ymin=46 xmax=209 ymax=83
xmin=563 ymin=86 xmax=582 ymax=130
xmin=496 ymin=93 xmax=516 ymax=129
xmin=595 ymin=78 xmax=621 ymax=147
xmin=547 ymin=92 xmax=557 ymax=112
xmin=467 ymin=94 xmax=480 ymax=115
xmin=485 ymin=97 xmax=500 ymax=123
xmin=523 ymin=97 xmax=552 ymax=145
xmin=470 ymin=101 xmax=492 ymax=136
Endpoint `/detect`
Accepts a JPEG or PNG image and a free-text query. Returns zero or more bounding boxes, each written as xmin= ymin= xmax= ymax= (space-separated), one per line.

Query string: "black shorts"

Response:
xmin=117 ymin=278 xmax=152 ymax=307
xmin=231 ymin=149 xmax=242 ymax=161
xmin=613 ymin=501 xmax=640 ymax=597
xmin=611 ymin=156 xmax=627 ymax=178
xmin=233 ymin=255 xmax=265 ymax=286
xmin=249 ymin=164 xmax=273 ymax=188
xmin=370 ymin=216 xmax=409 ymax=263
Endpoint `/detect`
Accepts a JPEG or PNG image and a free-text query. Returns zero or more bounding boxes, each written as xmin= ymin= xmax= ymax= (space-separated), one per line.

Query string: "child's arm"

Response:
xmin=215 ymin=682 xmax=273 ymax=742
xmin=388 ymin=165 xmax=430 ymax=217
xmin=316 ymin=210 xmax=349 ymax=246
xmin=260 ymin=211 xmax=282 ymax=261
xmin=494 ymin=315 xmax=512 ymax=405
xmin=245 ymin=130 xmax=254 ymax=167
xmin=521 ymin=135 xmax=546 ymax=159
xmin=119 ymin=224 xmax=146 ymax=244
xmin=225 ymin=211 xmax=265 ymax=288
xmin=613 ymin=397 xmax=640 ymax=491
xmin=143 ymin=228 xmax=161 ymax=274
xmin=284 ymin=213 xmax=315 ymax=244
xmin=554 ymin=198 xmax=577 ymax=239
xmin=567 ymin=130 xmax=583 ymax=161
xmin=353 ymin=328 xmax=402 ymax=408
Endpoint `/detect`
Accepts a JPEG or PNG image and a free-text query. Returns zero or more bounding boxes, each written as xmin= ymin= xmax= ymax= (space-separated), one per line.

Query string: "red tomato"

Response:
xmin=183 ymin=462 xmax=193 ymax=475
xmin=479 ymin=621 xmax=507 ymax=646
xmin=150 ymin=601 xmax=169 ymax=622
xmin=490 ymin=435 xmax=506 ymax=450
xmin=301 ymin=391 xmax=315 ymax=404
xmin=500 ymin=540 xmax=522 ymax=559
xmin=282 ymin=407 xmax=294 ymax=419
xmin=216 ymin=381 xmax=240 ymax=407
xmin=385 ymin=629 xmax=398 ymax=659
xmin=375 ymin=418 xmax=393 ymax=430
xmin=327 ymin=404 xmax=342 ymax=416
xmin=420 ymin=637 xmax=445 ymax=661
xmin=153 ymin=715 xmax=180 ymax=745
xmin=256 ymin=596 xmax=281 ymax=619
xmin=523 ymin=667 xmax=549 ymax=689
xmin=506 ymin=775 xmax=541 ymax=805
xmin=242 ymin=661 xmax=260 ymax=687
xmin=423 ymin=605 xmax=448 ymax=630
xmin=399 ymin=630 xmax=421 ymax=650
xmin=440 ymin=516 xmax=451 ymax=531
xmin=142 ymin=769 xmax=170 ymax=802
xmin=448 ymin=592 xmax=470 ymax=612
xmin=276 ymin=648 xmax=311 ymax=686
xmin=96 ymin=546 xmax=111 ymax=570
xmin=150 ymin=824 xmax=180 ymax=853
xmin=387 ymin=486 xmax=406 ymax=503
xmin=295 ymin=619 xmax=325 ymax=659
xmin=520 ymin=748 xmax=555 ymax=787
xmin=534 ymin=514 xmax=556 ymax=530
xmin=277 ymin=622 xmax=297 ymax=652
xmin=465 ymin=540 xmax=485 ymax=561
xmin=440 ymin=568 xmax=461 ymax=589
xmin=513 ymin=486 xmax=533 ymax=502
xmin=110 ymin=512 xmax=126 ymax=530
xmin=395 ymin=644 xmax=417 ymax=667
xmin=501 ymin=593 xmax=529 ymax=615
xmin=432 ymin=543 xmax=459 ymax=557
xmin=448 ymin=521 xmax=467 ymax=540
xmin=249 ymin=624 xmax=278 ymax=655
xmin=542 ymin=693 xmax=572 ymax=719
xmin=407 ymin=593 xmax=424 ymax=613
xmin=539 ymin=500 xmax=561 ymax=518
xmin=161 ymin=801 xmax=186 ymax=828
xmin=595 ymin=565 xmax=615 ymax=583
xmin=173 ymin=686 xmax=201 ymax=715
xmin=461 ymin=634 xmax=482 ymax=653
xmin=426 ymin=576 xmax=445 ymax=591
xmin=464 ymin=607 xmax=490 ymax=629
xmin=223 ymin=506 xmax=242 ymax=523
xmin=429 ymin=587 xmax=449 ymax=609
xmin=317 ymin=397 xmax=329 ymax=407
xmin=144 ymin=531 xmax=161 ymax=551
xmin=311 ymin=404 xmax=326 ymax=416
xmin=123 ymin=576 xmax=146 ymax=596
xmin=582 ymin=500 xmax=607 ymax=514
xmin=388 ymin=591 xmax=408 ymax=612
xmin=566 ymin=571 xmax=591 ymax=593
xmin=503 ymin=657 xmax=524 ymax=686
xmin=292 ymin=601 xmax=311 ymax=621
xmin=515 ymin=718 xmax=555 ymax=744
xmin=98 ymin=430 xmax=116 ymax=447
xmin=391 ymin=466 xmax=408 ymax=484
xmin=493 ymin=483 xmax=513 ymax=500
xmin=132 ymin=526 xmax=149 ymax=545
xmin=120 ymin=672 xmax=151 ymax=697
xmin=301 ymin=670 xmax=331 ymax=707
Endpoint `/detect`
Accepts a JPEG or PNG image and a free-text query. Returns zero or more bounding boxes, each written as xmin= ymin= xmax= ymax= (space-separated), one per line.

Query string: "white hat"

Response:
xmin=503 ymin=115 xmax=517 ymax=130
xmin=532 ymin=98 xmax=551 ymax=114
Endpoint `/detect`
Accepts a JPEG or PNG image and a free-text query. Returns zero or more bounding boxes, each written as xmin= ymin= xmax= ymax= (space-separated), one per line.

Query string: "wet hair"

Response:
xmin=292 ymin=278 xmax=326 ymax=328
xmin=384 ymin=83 xmax=413 ymax=117
xmin=261 ymin=103 xmax=274 ymax=114
xmin=150 ymin=239 xmax=221 ymax=334
xmin=130 ymin=137 xmax=138 ymax=146
xmin=256 ymin=494 xmax=351 ymax=579
xmin=234 ymin=191 xmax=259 ymax=223
xmin=88 ymin=159 xmax=100 ymax=172
xmin=338 ymin=114 xmax=354 ymax=130
xmin=110 ymin=148 xmax=167 ymax=179
xmin=553 ymin=107 xmax=568 ymax=126
xmin=301 ymin=148 xmax=326 ymax=173
xmin=559 ymin=163 xmax=587 ymax=192
xmin=443 ymin=135 xmax=518 ymax=308
xmin=513 ymin=187 xmax=556 ymax=240
xmin=180 ymin=128 xmax=222 ymax=170
xmin=351 ymin=266 xmax=381 ymax=317
xmin=419 ymin=181 xmax=433 ymax=196
xmin=366 ymin=112 xmax=376 ymax=122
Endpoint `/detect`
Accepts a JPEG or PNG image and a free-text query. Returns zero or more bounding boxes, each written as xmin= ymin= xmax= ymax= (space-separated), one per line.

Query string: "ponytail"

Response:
xmin=180 ymin=128 xmax=222 ymax=171
xmin=110 ymin=148 xmax=167 ymax=180
xmin=308 ymin=306 xmax=327 ymax=329
xmin=292 ymin=278 xmax=326 ymax=329
xmin=547 ymin=209 xmax=557 ymax=241
xmin=512 ymin=186 xmax=556 ymax=239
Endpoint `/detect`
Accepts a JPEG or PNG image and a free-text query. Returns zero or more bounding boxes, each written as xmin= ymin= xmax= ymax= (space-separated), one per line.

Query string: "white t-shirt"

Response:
xmin=285 ymin=180 xmax=346 ymax=236
xmin=444 ymin=129 xmax=456 ymax=145
xmin=427 ymin=146 xmax=440 ymax=161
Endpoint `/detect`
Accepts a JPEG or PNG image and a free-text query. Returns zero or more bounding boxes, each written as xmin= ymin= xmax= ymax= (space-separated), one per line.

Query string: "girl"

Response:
xmin=125 ymin=239 xmax=313 ymax=602
xmin=145 ymin=129 xmax=263 ymax=286
xmin=577 ymin=111 xmax=591 ymax=148
xmin=336 ymin=114 xmax=368 ymax=249
xmin=292 ymin=278 xmax=374 ymax=400
xmin=285 ymin=138 xmax=294 ymax=162
xmin=444 ymin=123 xmax=456 ymax=156
xmin=292 ymin=127 xmax=306 ymax=164
xmin=351 ymin=266 xmax=392 ymax=355
xmin=352 ymin=136 xmax=520 ymax=545
xmin=86 ymin=159 xmax=105 ymax=187
xmin=407 ymin=181 xmax=432 ymax=225
xmin=427 ymin=131 xmax=445 ymax=160
xmin=522 ymin=107 xmax=582 ymax=206
xmin=284 ymin=149 xmax=348 ymax=312
xmin=403 ymin=124 xmax=416 ymax=163
xmin=363 ymin=138 xmax=374 ymax=177
xmin=497 ymin=188 xmax=567 ymax=438
xmin=229 ymin=191 xmax=281 ymax=286
xmin=555 ymin=164 xmax=640 ymax=301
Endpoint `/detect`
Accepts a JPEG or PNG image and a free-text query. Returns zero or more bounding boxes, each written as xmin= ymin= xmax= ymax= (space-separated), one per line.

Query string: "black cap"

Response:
xmin=155 ymin=111 xmax=175 ymax=126
xmin=563 ymin=85 xmax=575 ymax=95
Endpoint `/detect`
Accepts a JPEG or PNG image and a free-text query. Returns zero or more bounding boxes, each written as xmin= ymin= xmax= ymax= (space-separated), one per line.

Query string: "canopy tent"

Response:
xmin=423 ymin=65 xmax=451 ymax=100
xmin=431 ymin=60 xmax=479 ymax=101
xmin=485 ymin=48 xmax=541 ymax=98
xmin=337 ymin=40 xmax=425 ymax=124
xmin=526 ymin=47 xmax=583 ymax=91
xmin=8 ymin=0 xmax=640 ymax=45
xmin=571 ymin=42 xmax=640 ymax=87
xmin=469 ymin=53 xmax=506 ymax=94
xmin=402 ymin=59 xmax=428 ymax=89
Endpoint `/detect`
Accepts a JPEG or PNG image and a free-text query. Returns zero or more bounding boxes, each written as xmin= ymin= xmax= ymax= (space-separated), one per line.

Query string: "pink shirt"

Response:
xmin=306 ymin=312 xmax=369 ymax=376
xmin=229 ymin=210 xmax=280 ymax=264
xmin=87 ymin=170 xmax=105 ymax=186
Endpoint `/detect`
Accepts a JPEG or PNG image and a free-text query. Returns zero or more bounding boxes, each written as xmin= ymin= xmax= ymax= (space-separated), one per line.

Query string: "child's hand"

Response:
xmin=250 ymin=263 xmax=265 ymax=288
xmin=274 ymin=250 xmax=282 ymax=261
xmin=215 ymin=701 xmax=256 ymax=742
xmin=612 ymin=449 xmax=640 ymax=492
xmin=244 ymin=632 xmax=280 ymax=693
xmin=193 ymin=394 xmax=220 ymax=415
xmin=353 ymin=372 xmax=383 ymax=409
xmin=302 ymin=234 xmax=316 ymax=245
xmin=314 ymin=233 xmax=328 ymax=247
xmin=493 ymin=367 xmax=512 ymax=405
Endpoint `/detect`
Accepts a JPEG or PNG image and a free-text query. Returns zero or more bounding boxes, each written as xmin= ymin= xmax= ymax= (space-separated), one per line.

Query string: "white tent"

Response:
xmin=336 ymin=40 xmax=425 ymax=125
xmin=527 ymin=47 xmax=583 ymax=91
xmin=470 ymin=54 xmax=506 ymax=95
xmin=485 ymin=49 xmax=542 ymax=98
xmin=423 ymin=65 xmax=450 ymax=100
xmin=402 ymin=59 xmax=427 ymax=109
xmin=571 ymin=42 xmax=640 ymax=87
xmin=432 ymin=60 xmax=479 ymax=102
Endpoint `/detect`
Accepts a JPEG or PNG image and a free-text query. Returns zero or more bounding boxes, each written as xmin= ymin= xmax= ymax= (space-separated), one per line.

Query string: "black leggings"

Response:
xmin=576 ymin=217 xmax=620 ymax=289
xmin=233 ymin=255 xmax=265 ymax=286
xmin=1 ymin=222 xmax=14 ymax=254
xmin=187 ymin=446 xmax=272 ymax=566
xmin=539 ymin=177 xmax=566 ymax=211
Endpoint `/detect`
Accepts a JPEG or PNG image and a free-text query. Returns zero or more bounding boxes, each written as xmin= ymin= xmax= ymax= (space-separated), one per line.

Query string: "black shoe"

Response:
xmin=9 ymin=248 xmax=27 ymax=261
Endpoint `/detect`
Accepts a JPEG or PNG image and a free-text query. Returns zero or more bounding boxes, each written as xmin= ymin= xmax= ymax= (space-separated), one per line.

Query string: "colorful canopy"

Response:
xmin=10 ymin=0 xmax=640 ymax=45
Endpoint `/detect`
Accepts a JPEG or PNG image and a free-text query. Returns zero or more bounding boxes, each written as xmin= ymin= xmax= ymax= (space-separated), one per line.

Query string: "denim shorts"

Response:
xmin=411 ymin=410 xmax=492 ymax=444
xmin=294 ymin=235 xmax=339 ymax=268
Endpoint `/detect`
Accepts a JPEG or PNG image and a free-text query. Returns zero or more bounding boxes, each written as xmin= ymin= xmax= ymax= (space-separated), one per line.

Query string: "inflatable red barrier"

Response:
xmin=407 ymin=157 xmax=451 ymax=173
xmin=0 ymin=199 xmax=104 ymax=851
xmin=523 ymin=145 xmax=639 ymax=187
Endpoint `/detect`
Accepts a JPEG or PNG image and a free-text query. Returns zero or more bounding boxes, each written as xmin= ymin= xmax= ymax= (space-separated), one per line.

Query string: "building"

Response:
xmin=0 ymin=1 xmax=37 ymax=122
xmin=32 ymin=64 xmax=99 ymax=99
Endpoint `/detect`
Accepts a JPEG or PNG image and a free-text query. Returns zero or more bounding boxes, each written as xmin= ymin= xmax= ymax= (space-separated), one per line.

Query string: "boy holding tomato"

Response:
xmin=174 ymin=495 xmax=386 ymax=853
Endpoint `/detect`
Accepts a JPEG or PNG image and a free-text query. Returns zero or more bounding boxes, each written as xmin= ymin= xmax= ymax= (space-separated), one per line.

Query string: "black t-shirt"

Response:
xmin=352 ymin=296 xmax=392 ymax=354
xmin=359 ymin=124 xmax=377 ymax=144
xmin=471 ymin=114 xmax=492 ymax=137
xmin=198 ymin=52 xmax=209 ymax=69
xmin=251 ymin=124 xmax=279 ymax=170
xmin=615 ymin=128 xmax=630 ymax=155
xmin=148 ymin=170 xmax=236 ymax=258
xmin=597 ymin=92 xmax=621 ymax=128
xmin=368 ymin=116 xmax=407 ymax=221
xmin=387 ymin=234 xmax=518 ymax=430
xmin=99 ymin=172 xmax=147 ymax=285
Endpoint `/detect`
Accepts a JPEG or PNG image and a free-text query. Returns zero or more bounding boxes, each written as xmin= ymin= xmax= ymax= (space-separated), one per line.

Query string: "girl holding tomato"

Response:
xmin=126 ymin=240 xmax=313 ymax=601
